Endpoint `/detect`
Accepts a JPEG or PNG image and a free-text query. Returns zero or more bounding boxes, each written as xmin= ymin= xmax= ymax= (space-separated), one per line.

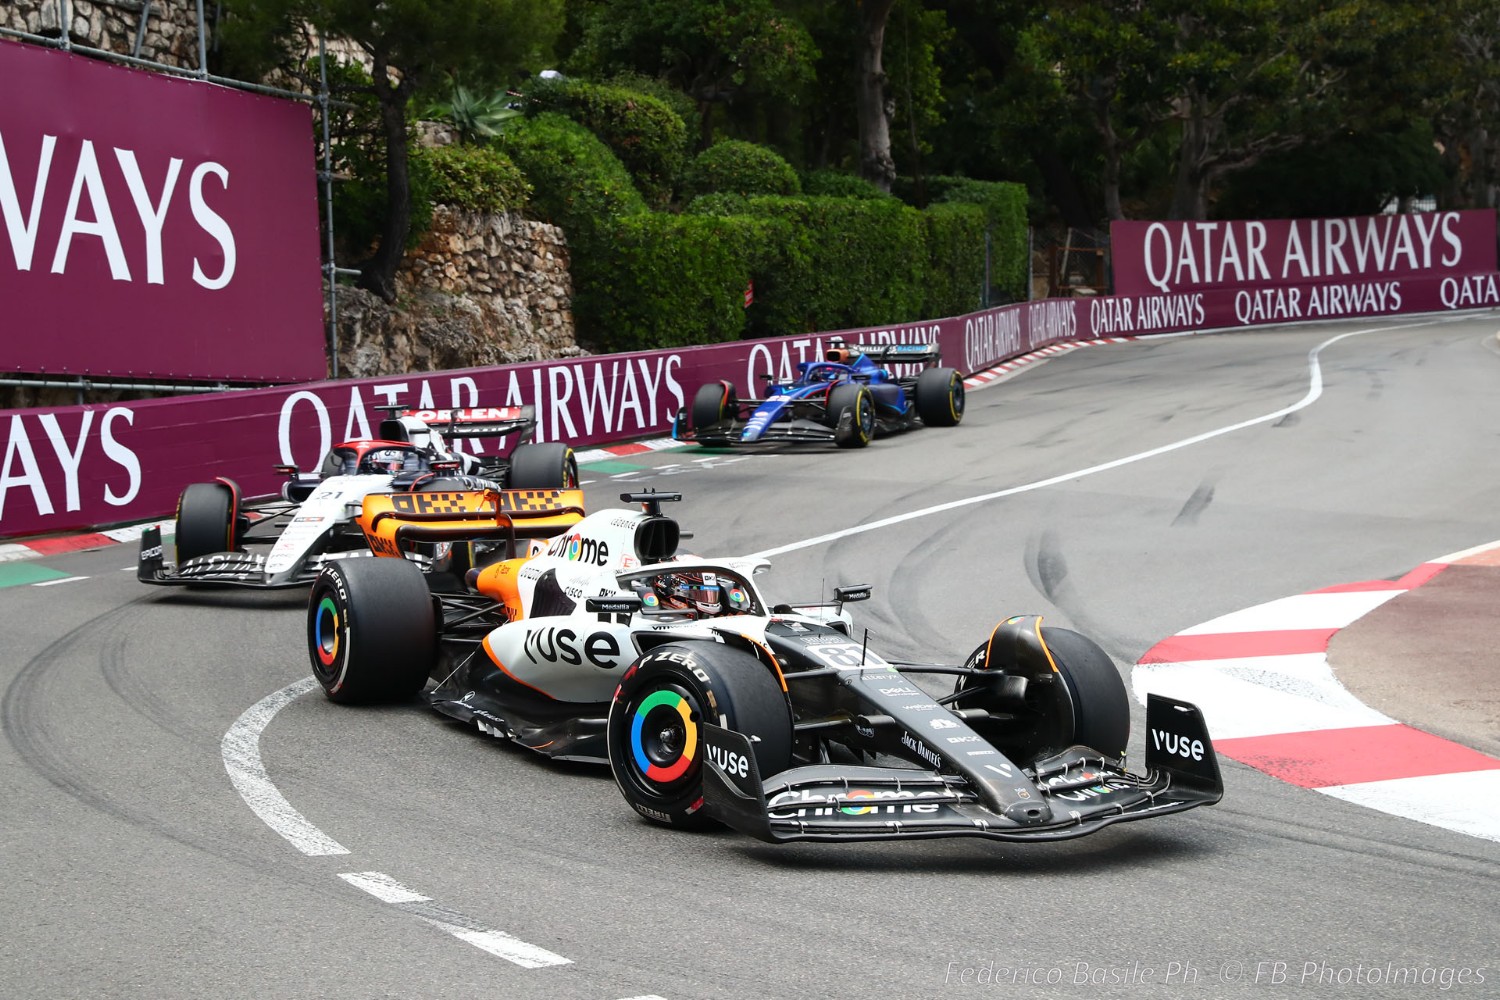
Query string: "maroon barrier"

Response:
xmin=4 ymin=214 xmax=1500 ymax=539
xmin=0 ymin=41 xmax=325 ymax=383
xmin=1111 ymin=211 xmax=1497 ymax=297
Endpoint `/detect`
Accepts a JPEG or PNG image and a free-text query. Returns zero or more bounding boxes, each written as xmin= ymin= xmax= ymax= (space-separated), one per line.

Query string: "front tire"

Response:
xmin=308 ymin=558 xmax=436 ymax=704
xmin=608 ymin=642 xmax=792 ymax=829
xmin=827 ymin=384 xmax=874 ymax=448
xmin=956 ymin=620 xmax=1129 ymax=762
xmin=175 ymin=482 xmax=238 ymax=562
xmin=914 ymin=367 xmax=965 ymax=427
xmin=689 ymin=381 xmax=737 ymax=446
xmin=507 ymin=442 xmax=579 ymax=489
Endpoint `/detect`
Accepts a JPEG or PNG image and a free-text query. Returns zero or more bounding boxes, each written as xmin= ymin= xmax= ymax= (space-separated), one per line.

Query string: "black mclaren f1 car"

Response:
xmin=308 ymin=489 xmax=1221 ymax=844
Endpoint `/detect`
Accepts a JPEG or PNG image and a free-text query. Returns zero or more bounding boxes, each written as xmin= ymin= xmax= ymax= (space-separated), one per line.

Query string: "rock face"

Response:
xmin=332 ymin=208 xmax=582 ymax=380
xmin=2 ymin=0 xmax=204 ymax=69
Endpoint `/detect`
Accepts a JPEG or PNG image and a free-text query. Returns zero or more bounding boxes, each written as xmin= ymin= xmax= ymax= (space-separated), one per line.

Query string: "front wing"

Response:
xmin=136 ymin=525 xmax=381 ymax=588
xmin=702 ymin=694 xmax=1222 ymax=843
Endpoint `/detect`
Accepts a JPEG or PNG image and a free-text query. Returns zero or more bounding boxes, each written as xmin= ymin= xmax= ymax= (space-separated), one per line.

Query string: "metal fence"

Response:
xmin=1029 ymin=225 xmax=1112 ymax=301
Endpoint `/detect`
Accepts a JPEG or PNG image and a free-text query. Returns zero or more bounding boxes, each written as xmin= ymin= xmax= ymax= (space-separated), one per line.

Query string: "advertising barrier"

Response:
xmin=3 ymin=209 xmax=1499 ymax=539
xmin=0 ymin=40 xmax=325 ymax=383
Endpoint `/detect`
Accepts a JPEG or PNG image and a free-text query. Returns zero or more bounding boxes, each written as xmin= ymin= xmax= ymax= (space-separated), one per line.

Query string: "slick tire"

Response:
xmin=508 ymin=442 xmax=579 ymax=489
xmin=959 ymin=625 xmax=1130 ymax=762
xmin=608 ymin=642 xmax=792 ymax=829
xmin=175 ymin=482 xmax=238 ymax=563
xmin=827 ymin=384 xmax=874 ymax=448
xmin=914 ymin=367 xmax=965 ymax=427
xmin=308 ymin=557 xmax=436 ymax=704
xmin=689 ymin=381 xmax=737 ymax=446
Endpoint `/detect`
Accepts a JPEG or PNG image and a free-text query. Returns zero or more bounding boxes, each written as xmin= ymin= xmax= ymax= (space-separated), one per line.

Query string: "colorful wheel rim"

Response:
xmin=629 ymin=688 xmax=698 ymax=784
xmin=313 ymin=596 xmax=340 ymax=667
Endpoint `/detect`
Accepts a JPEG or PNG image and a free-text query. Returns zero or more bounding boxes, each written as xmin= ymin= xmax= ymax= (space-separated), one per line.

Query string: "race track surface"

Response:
xmin=3 ymin=314 xmax=1498 ymax=999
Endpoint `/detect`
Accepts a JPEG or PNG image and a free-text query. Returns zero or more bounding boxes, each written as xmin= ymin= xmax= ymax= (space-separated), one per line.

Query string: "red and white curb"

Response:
xmin=1134 ymin=543 xmax=1500 ymax=843
xmin=963 ymin=336 xmax=1140 ymax=388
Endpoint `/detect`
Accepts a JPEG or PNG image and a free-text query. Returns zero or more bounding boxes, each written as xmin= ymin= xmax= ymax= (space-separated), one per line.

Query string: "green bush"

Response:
xmin=930 ymin=176 xmax=1029 ymax=303
xmin=800 ymin=169 xmax=889 ymax=200
xmin=419 ymin=143 xmax=531 ymax=215
xmin=580 ymin=213 xmax=775 ymax=352
xmin=525 ymin=79 xmax=688 ymax=208
xmin=499 ymin=113 xmax=647 ymax=251
xmin=682 ymin=140 xmax=801 ymax=199
xmin=724 ymin=196 xmax=926 ymax=335
xmin=682 ymin=192 xmax=753 ymax=216
xmin=921 ymin=202 xmax=987 ymax=318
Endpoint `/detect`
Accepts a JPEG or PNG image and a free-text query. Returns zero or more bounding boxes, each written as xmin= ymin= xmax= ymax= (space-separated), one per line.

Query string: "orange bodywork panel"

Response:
xmin=474 ymin=557 xmax=531 ymax=620
xmin=359 ymin=488 xmax=587 ymax=558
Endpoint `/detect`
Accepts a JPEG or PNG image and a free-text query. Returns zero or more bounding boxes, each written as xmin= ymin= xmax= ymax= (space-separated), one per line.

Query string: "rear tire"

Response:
xmin=915 ymin=367 xmax=965 ymax=427
xmin=827 ymin=384 xmax=874 ymax=448
xmin=608 ymin=642 xmax=792 ymax=829
xmin=175 ymin=482 xmax=238 ymax=562
xmin=507 ymin=442 xmax=579 ymax=489
xmin=308 ymin=558 xmax=436 ymax=704
xmin=957 ymin=623 xmax=1129 ymax=762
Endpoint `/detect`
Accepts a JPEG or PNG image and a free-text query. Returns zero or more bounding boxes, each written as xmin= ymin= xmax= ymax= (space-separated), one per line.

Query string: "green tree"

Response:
xmin=218 ymin=0 xmax=564 ymax=300
xmin=568 ymin=0 xmax=817 ymax=149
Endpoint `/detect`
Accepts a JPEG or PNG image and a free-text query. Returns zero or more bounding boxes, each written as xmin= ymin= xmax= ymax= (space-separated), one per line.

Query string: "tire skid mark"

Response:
xmin=3 ymin=601 xmax=325 ymax=874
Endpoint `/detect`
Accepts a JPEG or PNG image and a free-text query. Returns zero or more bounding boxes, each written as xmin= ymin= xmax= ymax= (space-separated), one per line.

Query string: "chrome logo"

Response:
xmin=840 ymin=789 xmax=876 ymax=815
xmin=314 ymin=597 xmax=340 ymax=666
xmin=630 ymin=689 xmax=697 ymax=782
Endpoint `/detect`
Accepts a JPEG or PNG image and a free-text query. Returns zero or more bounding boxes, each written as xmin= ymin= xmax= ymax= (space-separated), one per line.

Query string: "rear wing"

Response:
xmin=828 ymin=340 xmax=943 ymax=367
xmin=394 ymin=405 xmax=538 ymax=440
xmin=358 ymin=487 xmax=586 ymax=557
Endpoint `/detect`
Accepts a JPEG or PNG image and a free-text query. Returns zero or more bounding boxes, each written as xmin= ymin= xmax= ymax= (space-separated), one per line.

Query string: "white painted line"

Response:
xmin=418 ymin=918 xmax=573 ymax=969
xmin=339 ymin=871 xmax=432 ymax=904
xmin=0 ymin=543 xmax=36 ymax=562
xmin=1318 ymin=770 xmax=1500 ymax=844
xmin=753 ymin=322 xmax=1444 ymax=558
xmin=221 ymin=677 xmax=350 ymax=856
xmin=33 ymin=576 xmax=88 ymax=586
xmin=1432 ymin=538 xmax=1500 ymax=563
xmin=1178 ymin=590 xmax=1402 ymax=634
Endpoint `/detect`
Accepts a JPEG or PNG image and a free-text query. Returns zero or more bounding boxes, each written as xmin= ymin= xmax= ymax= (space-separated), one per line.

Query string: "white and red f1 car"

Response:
xmin=138 ymin=406 xmax=578 ymax=588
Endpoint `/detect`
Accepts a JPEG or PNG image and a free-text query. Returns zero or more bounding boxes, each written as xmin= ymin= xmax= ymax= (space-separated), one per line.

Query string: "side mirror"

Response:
xmin=835 ymin=585 xmax=872 ymax=604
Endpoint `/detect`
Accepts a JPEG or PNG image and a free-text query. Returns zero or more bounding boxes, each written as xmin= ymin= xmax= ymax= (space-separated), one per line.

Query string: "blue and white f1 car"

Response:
xmin=674 ymin=340 xmax=965 ymax=449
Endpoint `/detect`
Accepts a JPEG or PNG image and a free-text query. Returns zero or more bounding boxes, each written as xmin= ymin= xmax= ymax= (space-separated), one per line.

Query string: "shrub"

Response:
xmin=921 ymin=202 xmax=987 ymax=318
xmin=682 ymin=140 xmax=801 ymax=200
xmin=525 ymin=79 xmax=688 ymax=208
xmin=419 ymin=143 xmax=530 ymax=215
xmin=726 ymin=196 xmax=926 ymax=335
xmin=800 ymin=169 xmax=888 ymax=200
xmin=930 ymin=177 xmax=1029 ymax=303
xmin=579 ymin=212 xmax=775 ymax=352
xmin=499 ymin=113 xmax=648 ymax=253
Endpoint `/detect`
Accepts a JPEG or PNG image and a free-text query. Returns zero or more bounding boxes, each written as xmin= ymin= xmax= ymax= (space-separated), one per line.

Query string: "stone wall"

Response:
xmin=1 ymin=0 xmax=207 ymax=70
xmin=333 ymin=207 xmax=581 ymax=380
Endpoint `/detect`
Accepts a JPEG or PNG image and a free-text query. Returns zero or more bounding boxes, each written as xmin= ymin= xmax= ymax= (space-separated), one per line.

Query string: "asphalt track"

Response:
xmin=3 ymin=314 xmax=1499 ymax=998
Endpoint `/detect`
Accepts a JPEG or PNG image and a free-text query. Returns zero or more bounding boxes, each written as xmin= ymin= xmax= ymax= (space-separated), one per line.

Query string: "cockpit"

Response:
xmin=620 ymin=567 xmax=762 ymax=619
